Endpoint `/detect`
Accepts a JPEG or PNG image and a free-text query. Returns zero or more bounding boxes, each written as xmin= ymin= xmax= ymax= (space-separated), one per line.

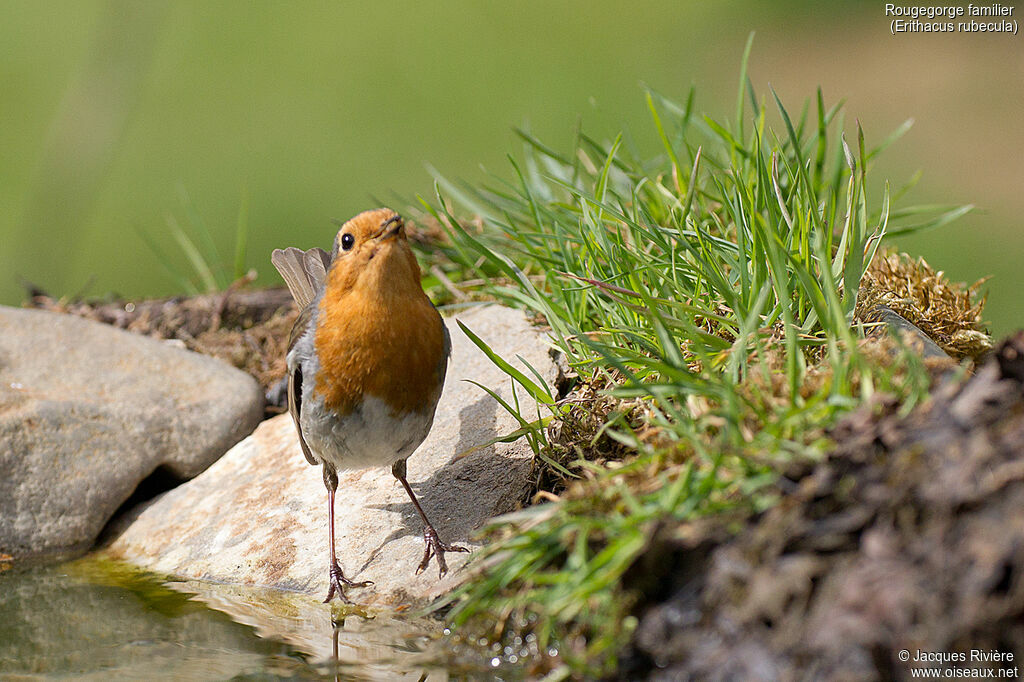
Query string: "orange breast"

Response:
xmin=313 ymin=287 xmax=446 ymax=418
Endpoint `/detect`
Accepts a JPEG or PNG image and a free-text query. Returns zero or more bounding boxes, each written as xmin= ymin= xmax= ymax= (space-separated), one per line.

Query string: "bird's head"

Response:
xmin=324 ymin=208 xmax=422 ymax=298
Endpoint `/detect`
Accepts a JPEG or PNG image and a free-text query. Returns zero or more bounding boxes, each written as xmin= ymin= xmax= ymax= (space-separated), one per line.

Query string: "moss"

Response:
xmin=857 ymin=249 xmax=990 ymax=359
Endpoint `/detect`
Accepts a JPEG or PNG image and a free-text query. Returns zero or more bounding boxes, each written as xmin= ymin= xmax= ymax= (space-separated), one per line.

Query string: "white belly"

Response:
xmin=299 ymin=392 xmax=436 ymax=471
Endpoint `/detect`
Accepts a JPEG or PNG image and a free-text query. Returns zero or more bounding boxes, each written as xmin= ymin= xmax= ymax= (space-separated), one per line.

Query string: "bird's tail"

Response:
xmin=270 ymin=247 xmax=331 ymax=308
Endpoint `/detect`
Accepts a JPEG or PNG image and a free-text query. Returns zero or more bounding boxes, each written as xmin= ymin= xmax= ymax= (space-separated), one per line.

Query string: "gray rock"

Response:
xmin=868 ymin=304 xmax=951 ymax=360
xmin=103 ymin=305 xmax=558 ymax=605
xmin=0 ymin=306 xmax=264 ymax=560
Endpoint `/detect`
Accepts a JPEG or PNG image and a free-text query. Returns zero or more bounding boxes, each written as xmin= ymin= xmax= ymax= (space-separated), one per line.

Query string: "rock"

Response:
xmin=867 ymin=303 xmax=951 ymax=360
xmin=0 ymin=306 xmax=264 ymax=561
xmin=102 ymin=305 xmax=559 ymax=605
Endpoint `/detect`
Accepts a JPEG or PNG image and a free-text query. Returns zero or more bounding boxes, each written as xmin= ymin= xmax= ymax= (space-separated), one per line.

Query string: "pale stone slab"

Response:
xmin=103 ymin=305 xmax=557 ymax=605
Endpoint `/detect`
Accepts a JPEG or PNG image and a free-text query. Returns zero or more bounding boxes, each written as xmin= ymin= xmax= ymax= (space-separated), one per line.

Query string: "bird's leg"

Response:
xmin=323 ymin=465 xmax=372 ymax=603
xmin=392 ymin=459 xmax=469 ymax=578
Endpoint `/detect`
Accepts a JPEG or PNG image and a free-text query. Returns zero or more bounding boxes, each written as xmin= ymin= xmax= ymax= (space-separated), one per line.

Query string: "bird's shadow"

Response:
xmin=356 ymin=392 xmax=506 ymax=575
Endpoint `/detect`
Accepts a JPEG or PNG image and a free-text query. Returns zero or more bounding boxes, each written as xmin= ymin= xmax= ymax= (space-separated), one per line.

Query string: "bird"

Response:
xmin=271 ymin=208 xmax=467 ymax=603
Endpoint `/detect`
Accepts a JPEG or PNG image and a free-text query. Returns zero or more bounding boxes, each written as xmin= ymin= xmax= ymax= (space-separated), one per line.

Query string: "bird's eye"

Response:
xmin=341 ymin=233 xmax=355 ymax=251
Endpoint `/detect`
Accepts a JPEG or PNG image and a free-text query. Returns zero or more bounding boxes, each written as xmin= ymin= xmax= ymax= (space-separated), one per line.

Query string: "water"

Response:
xmin=0 ymin=557 xmax=486 ymax=680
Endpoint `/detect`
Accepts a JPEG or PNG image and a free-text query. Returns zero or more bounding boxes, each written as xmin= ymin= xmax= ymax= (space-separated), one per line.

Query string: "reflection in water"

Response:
xmin=0 ymin=559 xmax=318 ymax=679
xmin=159 ymin=576 xmax=450 ymax=680
xmin=0 ymin=557 xmax=480 ymax=680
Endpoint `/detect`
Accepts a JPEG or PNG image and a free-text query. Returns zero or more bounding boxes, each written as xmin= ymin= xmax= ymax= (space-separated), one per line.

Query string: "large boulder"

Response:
xmin=102 ymin=305 xmax=560 ymax=605
xmin=0 ymin=306 xmax=264 ymax=560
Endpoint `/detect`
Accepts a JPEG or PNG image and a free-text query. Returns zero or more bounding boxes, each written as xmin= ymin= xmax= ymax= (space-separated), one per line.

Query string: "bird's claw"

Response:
xmin=415 ymin=526 xmax=470 ymax=578
xmin=324 ymin=560 xmax=373 ymax=603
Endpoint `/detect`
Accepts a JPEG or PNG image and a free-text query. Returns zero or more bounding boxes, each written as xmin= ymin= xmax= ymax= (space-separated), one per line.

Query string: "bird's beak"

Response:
xmin=376 ymin=215 xmax=404 ymax=241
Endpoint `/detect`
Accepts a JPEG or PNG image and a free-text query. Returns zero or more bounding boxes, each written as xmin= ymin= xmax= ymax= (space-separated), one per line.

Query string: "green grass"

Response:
xmin=136 ymin=186 xmax=253 ymax=296
xmin=415 ymin=46 xmax=966 ymax=677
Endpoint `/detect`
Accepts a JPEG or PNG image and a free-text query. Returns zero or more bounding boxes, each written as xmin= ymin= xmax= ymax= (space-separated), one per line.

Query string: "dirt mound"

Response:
xmin=621 ymin=333 xmax=1024 ymax=681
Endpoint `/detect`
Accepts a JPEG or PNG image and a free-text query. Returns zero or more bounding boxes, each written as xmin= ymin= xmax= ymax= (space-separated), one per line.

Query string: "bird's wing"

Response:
xmin=287 ymin=303 xmax=318 ymax=466
xmin=437 ymin=313 xmax=451 ymax=386
xmin=271 ymin=246 xmax=332 ymax=309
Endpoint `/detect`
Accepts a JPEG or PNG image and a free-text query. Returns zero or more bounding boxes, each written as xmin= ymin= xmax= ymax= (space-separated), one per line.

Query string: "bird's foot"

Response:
xmin=324 ymin=560 xmax=373 ymax=603
xmin=415 ymin=525 xmax=470 ymax=578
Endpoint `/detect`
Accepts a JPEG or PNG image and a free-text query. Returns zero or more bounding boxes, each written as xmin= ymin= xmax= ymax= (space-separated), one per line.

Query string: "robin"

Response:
xmin=271 ymin=208 xmax=467 ymax=603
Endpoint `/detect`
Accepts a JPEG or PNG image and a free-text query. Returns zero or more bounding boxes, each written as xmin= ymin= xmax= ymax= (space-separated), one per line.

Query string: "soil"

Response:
xmin=617 ymin=332 xmax=1024 ymax=681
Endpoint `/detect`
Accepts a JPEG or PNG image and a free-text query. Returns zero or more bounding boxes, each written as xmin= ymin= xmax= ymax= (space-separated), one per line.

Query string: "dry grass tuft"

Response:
xmin=857 ymin=249 xmax=990 ymax=359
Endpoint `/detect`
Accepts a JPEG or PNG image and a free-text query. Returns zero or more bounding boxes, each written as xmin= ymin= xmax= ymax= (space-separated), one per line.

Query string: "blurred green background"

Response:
xmin=2 ymin=1 xmax=1020 ymax=335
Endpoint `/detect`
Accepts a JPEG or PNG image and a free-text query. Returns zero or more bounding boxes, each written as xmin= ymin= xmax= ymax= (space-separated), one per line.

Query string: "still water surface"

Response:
xmin=0 ymin=558 xmax=512 ymax=680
